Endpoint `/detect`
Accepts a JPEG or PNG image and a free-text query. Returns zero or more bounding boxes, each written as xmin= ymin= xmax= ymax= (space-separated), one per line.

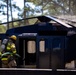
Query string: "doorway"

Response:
xmin=18 ymin=37 xmax=36 ymax=68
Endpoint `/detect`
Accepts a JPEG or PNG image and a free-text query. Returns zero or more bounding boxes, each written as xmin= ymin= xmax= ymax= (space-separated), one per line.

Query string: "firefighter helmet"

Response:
xmin=9 ymin=35 xmax=17 ymax=40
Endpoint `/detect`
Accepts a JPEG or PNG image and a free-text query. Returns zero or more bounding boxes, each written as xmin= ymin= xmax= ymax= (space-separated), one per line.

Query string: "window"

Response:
xmin=27 ymin=41 xmax=36 ymax=53
xmin=39 ymin=40 xmax=45 ymax=52
xmin=52 ymin=38 xmax=61 ymax=51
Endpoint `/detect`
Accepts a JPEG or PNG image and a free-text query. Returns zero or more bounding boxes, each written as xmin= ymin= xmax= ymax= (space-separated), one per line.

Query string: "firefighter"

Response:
xmin=0 ymin=35 xmax=17 ymax=68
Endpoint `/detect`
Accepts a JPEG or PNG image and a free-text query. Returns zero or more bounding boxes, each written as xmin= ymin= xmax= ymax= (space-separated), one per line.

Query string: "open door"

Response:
xmin=17 ymin=35 xmax=36 ymax=68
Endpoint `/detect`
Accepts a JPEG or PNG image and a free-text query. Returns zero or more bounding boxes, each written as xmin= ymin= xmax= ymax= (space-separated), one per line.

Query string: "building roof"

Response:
xmin=55 ymin=15 xmax=76 ymax=27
